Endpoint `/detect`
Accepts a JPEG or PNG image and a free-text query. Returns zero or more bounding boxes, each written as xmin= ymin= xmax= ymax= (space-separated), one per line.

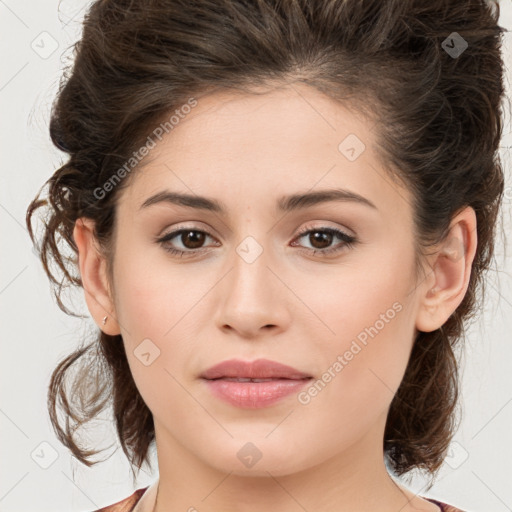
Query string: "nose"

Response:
xmin=214 ymin=242 xmax=291 ymax=339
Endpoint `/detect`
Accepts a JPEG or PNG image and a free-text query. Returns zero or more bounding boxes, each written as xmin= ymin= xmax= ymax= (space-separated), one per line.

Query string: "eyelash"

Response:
xmin=156 ymin=224 xmax=357 ymax=258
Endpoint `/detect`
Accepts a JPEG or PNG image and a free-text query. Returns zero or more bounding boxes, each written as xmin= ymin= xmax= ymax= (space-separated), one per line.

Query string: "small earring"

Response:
xmin=102 ymin=315 xmax=108 ymax=325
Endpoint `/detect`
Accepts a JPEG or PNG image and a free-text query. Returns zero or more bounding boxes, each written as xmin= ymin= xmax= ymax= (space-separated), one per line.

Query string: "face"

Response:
xmin=104 ymin=84 xmax=426 ymax=476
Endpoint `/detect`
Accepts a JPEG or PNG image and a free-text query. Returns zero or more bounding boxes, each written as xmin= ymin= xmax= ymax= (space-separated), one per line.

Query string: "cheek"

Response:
xmin=294 ymin=302 xmax=415 ymax=454
xmin=111 ymin=251 xmax=206 ymax=413
xmin=112 ymin=244 xmax=189 ymax=340
xmin=299 ymin=257 xmax=416 ymax=418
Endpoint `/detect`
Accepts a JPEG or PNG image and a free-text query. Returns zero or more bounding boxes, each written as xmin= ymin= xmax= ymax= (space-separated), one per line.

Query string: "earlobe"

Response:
xmin=415 ymin=207 xmax=478 ymax=333
xmin=73 ymin=218 xmax=121 ymax=335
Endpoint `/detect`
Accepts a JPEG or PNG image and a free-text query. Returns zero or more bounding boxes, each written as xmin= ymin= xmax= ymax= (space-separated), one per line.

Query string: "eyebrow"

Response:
xmin=139 ymin=188 xmax=377 ymax=213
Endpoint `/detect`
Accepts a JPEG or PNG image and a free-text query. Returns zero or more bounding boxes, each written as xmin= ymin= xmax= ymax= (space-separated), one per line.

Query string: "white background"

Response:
xmin=1 ymin=1 xmax=511 ymax=511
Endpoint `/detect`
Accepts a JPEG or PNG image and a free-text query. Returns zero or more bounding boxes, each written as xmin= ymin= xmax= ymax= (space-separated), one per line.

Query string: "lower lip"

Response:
xmin=202 ymin=378 xmax=312 ymax=409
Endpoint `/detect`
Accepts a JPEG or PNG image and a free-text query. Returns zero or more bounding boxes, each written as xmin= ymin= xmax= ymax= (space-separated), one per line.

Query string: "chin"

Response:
xmin=200 ymin=438 xmax=315 ymax=477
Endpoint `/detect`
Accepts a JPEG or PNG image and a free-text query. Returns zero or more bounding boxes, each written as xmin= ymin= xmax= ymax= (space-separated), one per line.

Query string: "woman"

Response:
xmin=26 ymin=0 xmax=506 ymax=511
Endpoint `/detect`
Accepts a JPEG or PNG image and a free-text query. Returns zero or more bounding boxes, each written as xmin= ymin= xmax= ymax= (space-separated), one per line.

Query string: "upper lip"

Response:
xmin=200 ymin=358 xmax=312 ymax=380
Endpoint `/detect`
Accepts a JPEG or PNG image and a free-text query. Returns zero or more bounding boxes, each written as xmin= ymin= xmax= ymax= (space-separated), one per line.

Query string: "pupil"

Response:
xmin=183 ymin=231 xmax=205 ymax=249
xmin=311 ymin=231 xmax=331 ymax=249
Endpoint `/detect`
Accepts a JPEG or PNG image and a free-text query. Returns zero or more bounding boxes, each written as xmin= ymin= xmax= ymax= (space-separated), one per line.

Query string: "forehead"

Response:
xmin=168 ymin=84 xmax=373 ymax=153
xmin=118 ymin=84 xmax=414 ymax=221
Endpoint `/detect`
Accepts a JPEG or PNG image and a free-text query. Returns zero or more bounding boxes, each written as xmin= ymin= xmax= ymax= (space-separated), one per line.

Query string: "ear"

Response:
xmin=73 ymin=218 xmax=121 ymax=335
xmin=415 ymin=206 xmax=478 ymax=333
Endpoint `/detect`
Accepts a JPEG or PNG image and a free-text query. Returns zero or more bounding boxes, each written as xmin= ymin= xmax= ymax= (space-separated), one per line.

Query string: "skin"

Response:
xmin=74 ymin=83 xmax=477 ymax=512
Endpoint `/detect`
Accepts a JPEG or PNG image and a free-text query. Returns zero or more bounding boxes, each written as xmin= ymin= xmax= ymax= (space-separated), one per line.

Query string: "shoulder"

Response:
xmin=422 ymin=496 xmax=467 ymax=512
xmin=92 ymin=487 xmax=149 ymax=512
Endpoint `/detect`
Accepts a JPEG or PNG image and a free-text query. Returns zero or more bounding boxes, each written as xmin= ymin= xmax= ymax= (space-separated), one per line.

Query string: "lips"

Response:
xmin=200 ymin=358 xmax=312 ymax=381
xmin=200 ymin=358 xmax=313 ymax=409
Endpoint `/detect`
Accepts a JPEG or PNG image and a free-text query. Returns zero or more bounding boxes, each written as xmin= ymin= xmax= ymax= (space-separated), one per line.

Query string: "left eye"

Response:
xmin=156 ymin=226 xmax=357 ymax=258
xmin=292 ymin=226 xmax=357 ymax=255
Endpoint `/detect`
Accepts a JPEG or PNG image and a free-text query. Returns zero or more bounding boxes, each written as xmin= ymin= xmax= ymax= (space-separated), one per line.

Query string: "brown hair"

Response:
xmin=26 ymin=0 xmax=507 ymax=488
